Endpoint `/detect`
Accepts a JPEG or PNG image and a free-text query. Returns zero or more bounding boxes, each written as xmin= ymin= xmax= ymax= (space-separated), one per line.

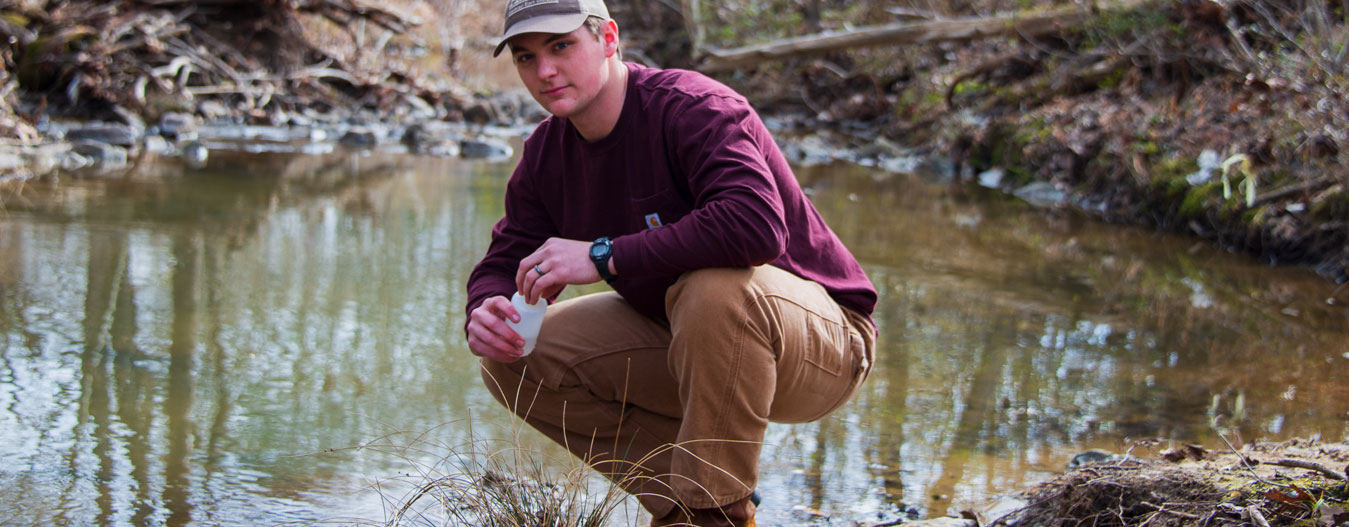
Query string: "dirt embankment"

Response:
xmin=605 ymin=0 xmax=1349 ymax=285
xmin=0 ymin=0 xmax=534 ymax=178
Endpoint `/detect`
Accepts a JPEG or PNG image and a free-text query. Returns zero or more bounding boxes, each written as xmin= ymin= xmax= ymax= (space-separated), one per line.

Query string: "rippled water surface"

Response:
xmin=2 ymin=147 xmax=1346 ymax=526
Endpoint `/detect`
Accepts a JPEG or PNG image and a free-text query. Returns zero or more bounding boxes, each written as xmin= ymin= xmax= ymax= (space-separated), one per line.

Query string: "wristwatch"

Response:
xmin=590 ymin=236 xmax=617 ymax=284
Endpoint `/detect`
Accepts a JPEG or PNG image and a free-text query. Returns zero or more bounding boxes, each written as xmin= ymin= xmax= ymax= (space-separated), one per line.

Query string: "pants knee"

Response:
xmin=666 ymin=267 xmax=757 ymax=321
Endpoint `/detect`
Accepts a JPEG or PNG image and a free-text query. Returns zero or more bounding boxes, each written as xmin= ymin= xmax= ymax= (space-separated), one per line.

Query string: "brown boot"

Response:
xmin=650 ymin=494 xmax=757 ymax=527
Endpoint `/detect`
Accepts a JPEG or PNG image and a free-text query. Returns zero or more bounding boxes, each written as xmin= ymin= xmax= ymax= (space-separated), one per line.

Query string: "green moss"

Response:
xmin=952 ymin=80 xmax=989 ymax=97
xmin=1097 ymin=68 xmax=1127 ymax=89
xmin=1008 ymin=117 xmax=1052 ymax=146
xmin=1241 ymin=206 xmax=1269 ymax=225
xmin=1154 ymin=156 xmax=1200 ymax=194
xmin=1180 ymin=182 xmax=1220 ymax=217
xmin=1005 ymin=165 xmax=1036 ymax=185
xmin=1131 ymin=139 xmax=1161 ymax=157
xmin=1082 ymin=4 xmax=1179 ymax=49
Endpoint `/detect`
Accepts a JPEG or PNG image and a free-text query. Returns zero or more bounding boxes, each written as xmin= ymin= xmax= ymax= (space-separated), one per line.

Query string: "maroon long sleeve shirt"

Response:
xmin=466 ymin=63 xmax=876 ymax=325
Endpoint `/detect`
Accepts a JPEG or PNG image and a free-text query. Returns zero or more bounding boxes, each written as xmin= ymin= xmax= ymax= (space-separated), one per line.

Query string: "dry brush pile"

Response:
xmin=996 ymin=440 xmax=1349 ymax=527
xmin=0 ymin=0 xmax=465 ymax=141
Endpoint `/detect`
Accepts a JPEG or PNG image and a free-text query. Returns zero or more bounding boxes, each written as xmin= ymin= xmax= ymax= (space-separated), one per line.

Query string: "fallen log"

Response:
xmin=696 ymin=0 xmax=1146 ymax=73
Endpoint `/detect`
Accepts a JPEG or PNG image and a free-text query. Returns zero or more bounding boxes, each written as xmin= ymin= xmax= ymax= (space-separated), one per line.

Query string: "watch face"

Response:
xmin=590 ymin=243 xmax=605 ymax=258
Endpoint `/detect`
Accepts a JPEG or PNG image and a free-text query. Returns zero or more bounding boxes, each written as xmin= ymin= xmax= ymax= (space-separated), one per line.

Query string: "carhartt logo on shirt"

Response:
xmin=645 ymin=213 xmax=663 ymax=229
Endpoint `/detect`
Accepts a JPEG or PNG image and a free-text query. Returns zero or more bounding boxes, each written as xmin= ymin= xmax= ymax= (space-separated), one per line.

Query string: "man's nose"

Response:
xmin=535 ymin=55 xmax=558 ymax=78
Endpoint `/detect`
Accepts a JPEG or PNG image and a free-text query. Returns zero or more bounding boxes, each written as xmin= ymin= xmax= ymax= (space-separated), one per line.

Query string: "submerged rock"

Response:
xmin=158 ymin=112 xmax=199 ymax=141
xmin=143 ymin=135 xmax=171 ymax=154
xmin=0 ymin=148 xmax=22 ymax=172
xmin=339 ymin=127 xmax=379 ymax=147
xmin=462 ymin=98 xmax=499 ymax=125
xmin=1013 ymin=181 xmax=1067 ymax=207
xmin=183 ymin=141 xmax=209 ymax=168
xmin=71 ymin=140 xmax=128 ymax=167
xmin=66 ymin=122 xmax=139 ymax=147
xmin=402 ymin=123 xmax=462 ymax=156
xmin=905 ymin=518 xmax=976 ymax=527
xmin=459 ymin=137 xmax=513 ymax=160
xmin=1068 ymin=449 xmax=1121 ymax=468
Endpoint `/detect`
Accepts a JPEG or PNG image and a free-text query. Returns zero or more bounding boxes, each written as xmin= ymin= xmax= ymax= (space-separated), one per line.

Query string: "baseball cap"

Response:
xmin=493 ymin=0 xmax=611 ymax=57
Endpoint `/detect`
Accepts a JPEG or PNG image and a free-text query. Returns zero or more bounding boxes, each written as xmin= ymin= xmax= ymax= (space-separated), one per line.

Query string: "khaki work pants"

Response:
xmin=479 ymin=265 xmax=876 ymax=518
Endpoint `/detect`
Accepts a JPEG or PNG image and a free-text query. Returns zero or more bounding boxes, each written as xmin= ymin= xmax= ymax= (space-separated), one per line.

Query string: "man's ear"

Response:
xmin=602 ymin=19 xmax=620 ymax=57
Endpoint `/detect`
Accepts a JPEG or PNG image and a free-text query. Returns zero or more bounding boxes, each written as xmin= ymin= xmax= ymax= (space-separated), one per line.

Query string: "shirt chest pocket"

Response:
xmin=629 ymin=189 xmax=692 ymax=233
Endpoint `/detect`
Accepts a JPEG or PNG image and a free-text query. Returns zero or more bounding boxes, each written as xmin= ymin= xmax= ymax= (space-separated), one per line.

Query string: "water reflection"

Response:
xmin=0 ymin=151 xmax=1345 ymax=526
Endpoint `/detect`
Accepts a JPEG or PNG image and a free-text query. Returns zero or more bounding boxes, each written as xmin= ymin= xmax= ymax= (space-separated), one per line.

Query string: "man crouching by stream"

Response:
xmin=463 ymin=0 xmax=879 ymax=524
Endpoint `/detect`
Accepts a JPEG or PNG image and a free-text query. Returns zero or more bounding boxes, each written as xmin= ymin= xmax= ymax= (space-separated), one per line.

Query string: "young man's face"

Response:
xmin=509 ymin=22 xmax=617 ymax=119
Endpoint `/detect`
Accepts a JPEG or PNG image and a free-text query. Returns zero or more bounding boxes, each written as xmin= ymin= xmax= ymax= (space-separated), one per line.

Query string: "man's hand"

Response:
xmin=467 ymin=295 xmax=525 ymax=362
xmin=516 ymin=237 xmax=610 ymax=304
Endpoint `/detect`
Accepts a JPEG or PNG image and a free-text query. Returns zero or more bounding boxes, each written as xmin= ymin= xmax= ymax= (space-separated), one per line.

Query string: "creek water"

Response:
xmin=1 ymin=146 xmax=1345 ymax=526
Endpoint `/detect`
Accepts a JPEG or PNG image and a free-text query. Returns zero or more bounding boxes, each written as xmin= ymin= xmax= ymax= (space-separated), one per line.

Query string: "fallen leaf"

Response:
xmin=1263 ymin=488 xmax=1305 ymax=506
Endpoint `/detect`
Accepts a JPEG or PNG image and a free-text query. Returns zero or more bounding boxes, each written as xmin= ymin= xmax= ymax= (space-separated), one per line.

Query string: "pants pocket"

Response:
xmin=771 ymin=302 xmax=865 ymax=423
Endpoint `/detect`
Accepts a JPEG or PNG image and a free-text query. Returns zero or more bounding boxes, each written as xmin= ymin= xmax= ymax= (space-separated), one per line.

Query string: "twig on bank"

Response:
xmin=1267 ymin=458 xmax=1348 ymax=480
xmin=1246 ymin=505 xmax=1272 ymax=527
xmin=1138 ymin=501 xmax=1201 ymax=520
xmin=1213 ymin=419 xmax=1275 ymax=486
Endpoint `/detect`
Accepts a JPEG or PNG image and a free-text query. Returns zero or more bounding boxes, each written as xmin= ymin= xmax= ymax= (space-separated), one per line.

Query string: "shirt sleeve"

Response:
xmin=610 ymin=94 xmax=788 ymax=279
xmin=464 ymin=150 xmax=556 ymax=332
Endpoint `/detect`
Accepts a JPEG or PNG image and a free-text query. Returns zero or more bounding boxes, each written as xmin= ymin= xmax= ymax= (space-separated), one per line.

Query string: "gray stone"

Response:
xmin=459 ymin=137 xmax=513 ymax=160
xmin=879 ymin=154 xmax=922 ymax=174
xmin=113 ymin=105 xmax=146 ymax=134
xmin=462 ymin=98 xmax=498 ymax=125
xmin=0 ymin=148 xmax=22 ymax=171
xmin=1013 ymin=181 xmax=1067 ymax=207
xmin=858 ymin=136 xmax=905 ymax=159
xmin=143 ymin=135 xmax=171 ymax=154
xmin=198 ymin=100 xmax=232 ymax=120
xmin=71 ymin=140 xmax=128 ymax=166
xmin=182 ymin=141 xmax=208 ymax=168
xmin=401 ymin=123 xmax=433 ymax=148
xmin=26 ymin=143 xmax=70 ymax=175
xmin=517 ymin=97 xmax=548 ymax=123
xmin=339 ymin=127 xmax=379 ymax=147
xmin=782 ymin=134 xmax=837 ymax=166
xmin=61 ymin=152 xmax=90 ymax=171
xmin=421 ymin=140 xmax=461 ymax=157
xmin=66 ymin=122 xmax=138 ymax=147
xmin=973 ymin=496 xmax=1028 ymax=526
xmin=402 ymin=124 xmax=461 ymax=157
xmin=906 ymin=518 xmax=976 ymax=527
xmin=402 ymin=94 xmax=439 ymax=120
xmin=158 ymin=112 xmax=199 ymax=140
xmin=492 ymin=94 xmax=521 ymax=123
xmin=1068 ymin=449 xmax=1120 ymax=468
xmin=978 ymin=168 xmax=1004 ymax=188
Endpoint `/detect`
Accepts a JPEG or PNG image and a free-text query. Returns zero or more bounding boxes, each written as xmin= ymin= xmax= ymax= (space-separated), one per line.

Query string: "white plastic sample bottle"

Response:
xmin=507 ymin=292 xmax=547 ymax=356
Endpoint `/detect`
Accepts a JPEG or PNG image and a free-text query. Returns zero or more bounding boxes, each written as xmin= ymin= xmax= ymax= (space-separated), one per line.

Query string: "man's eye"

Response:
xmin=554 ymin=41 xmax=570 ymax=51
xmin=515 ymin=54 xmax=532 ymax=64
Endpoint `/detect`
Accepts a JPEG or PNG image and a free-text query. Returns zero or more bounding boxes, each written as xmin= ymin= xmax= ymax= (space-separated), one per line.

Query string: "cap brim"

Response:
xmin=493 ymin=13 xmax=591 ymax=57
